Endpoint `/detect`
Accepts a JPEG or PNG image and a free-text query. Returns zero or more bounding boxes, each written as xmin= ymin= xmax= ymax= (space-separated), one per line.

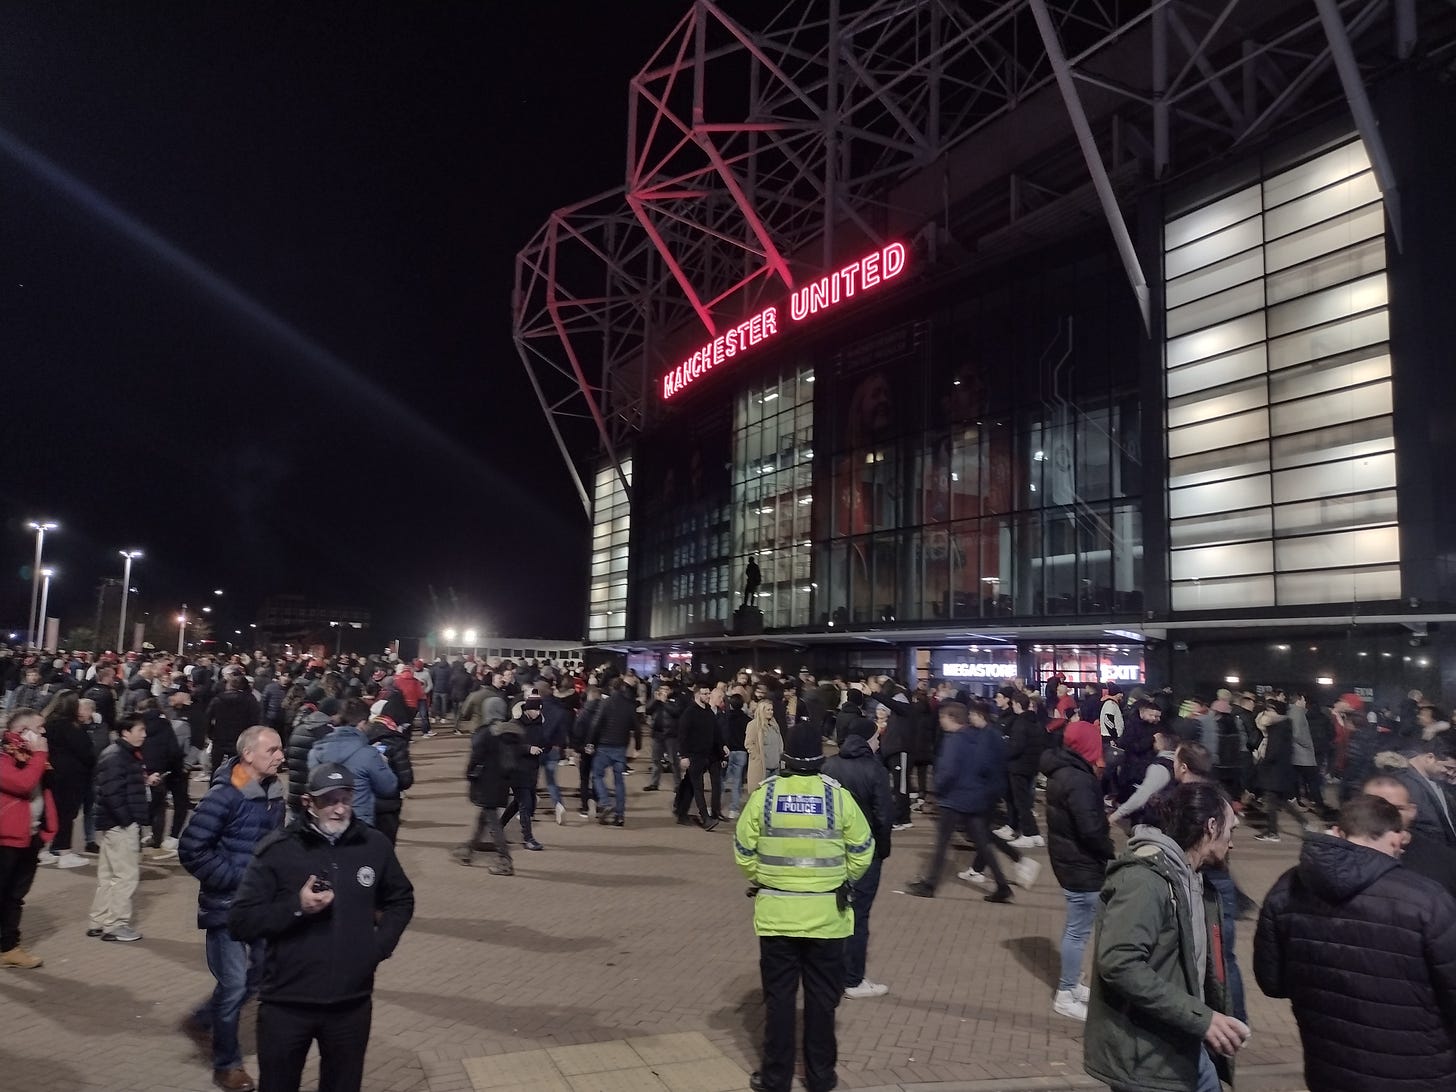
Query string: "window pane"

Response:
xmin=1166 ymin=344 xmax=1268 ymax=398
xmin=1165 ymin=184 xmax=1261 ymax=250
xmin=1276 ymin=564 xmax=1400 ymax=605
xmin=1172 ymin=573 xmax=1275 ymax=610
xmin=1271 ymin=452 xmax=1396 ymax=504
xmin=1170 ymin=541 xmax=1274 ymax=582
xmin=1274 ymin=526 xmax=1400 ymax=572
xmin=1273 ymin=489 xmax=1398 ymax=537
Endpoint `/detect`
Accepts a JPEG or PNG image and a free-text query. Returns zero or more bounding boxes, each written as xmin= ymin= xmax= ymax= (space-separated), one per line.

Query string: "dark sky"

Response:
xmin=0 ymin=0 xmax=706 ymax=643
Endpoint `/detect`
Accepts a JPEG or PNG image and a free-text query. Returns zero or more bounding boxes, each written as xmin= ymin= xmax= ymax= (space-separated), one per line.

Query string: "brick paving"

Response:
xmin=0 ymin=733 xmax=1313 ymax=1091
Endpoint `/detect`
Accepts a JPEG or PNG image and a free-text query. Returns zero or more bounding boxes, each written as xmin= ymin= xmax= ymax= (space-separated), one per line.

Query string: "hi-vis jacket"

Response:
xmin=734 ymin=772 xmax=874 ymax=938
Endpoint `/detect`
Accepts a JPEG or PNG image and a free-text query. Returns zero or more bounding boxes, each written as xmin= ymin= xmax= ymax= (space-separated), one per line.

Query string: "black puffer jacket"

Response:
xmin=206 ymin=689 xmax=261 ymax=757
xmin=1040 ymin=746 xmax=1115 ymax=892
xmin=365 ymin=721 xmax=414 ymax=815
xmin=93 ymin=741 xmax=149 ymax=831
xmin=822 ymin=734 xmax=893 ymax=860
xmin=1255 ymin=835 xmax=1456 ymax=1090
xmin=1004 ymin=711 xmax=1045 ymax=776
xmin=587 ymin=690 xmax=638 ymax=749
xmin=285 ymin=710 xmax=334 ymax=816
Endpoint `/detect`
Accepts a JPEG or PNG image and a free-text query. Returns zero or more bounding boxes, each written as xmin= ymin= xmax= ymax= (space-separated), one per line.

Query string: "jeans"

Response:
xmin=542 ymin=752 xmax=563 ymax=808
xmin=501 ymin=774 xmax=537 ymax=841
xmin=674 ymin=755 xmax=714 ymax=820
xmin=924 ymin=808 xmax=1019 ymax=891
xmin=844 ymin=857 xmax=883 ymax=988
xmin=192 ymin=927 xmax=266 ymax=1071
xmin=1264 ymin=791 xmax=1307 ymax=837
xmin=592 ymin=745 xmax=628 ymax=818
xmin=725 ymin=750 xmax=748 ymax=813
xmin=82 ymin=781 xmax=96 ymax=845
xmin=460 ymin=807 xmax=510 ymax=866
xmin=1058 ymin=888 xmax=1099 ymax=991
xmin=1205 ymin=865 xmax=1247 ymax=1023
xmin=885 ymin=751 xmax=911 ymax=825
xmin=648 ymin=736 xmax=681 ymax=790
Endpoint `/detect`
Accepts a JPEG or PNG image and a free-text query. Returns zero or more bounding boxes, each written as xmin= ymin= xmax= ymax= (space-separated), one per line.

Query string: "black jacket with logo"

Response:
xmin=228 ymin=816 xmax=415 ymax=1005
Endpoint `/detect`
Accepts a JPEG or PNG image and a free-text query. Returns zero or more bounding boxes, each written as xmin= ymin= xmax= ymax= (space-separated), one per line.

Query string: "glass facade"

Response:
xmin=732 ymin=365 xmax=816 ymax=629
xmin=588 ymin=460 xmax=632 ymax=642
xmin=1163 ymin=137 xmax=1400 ymax=611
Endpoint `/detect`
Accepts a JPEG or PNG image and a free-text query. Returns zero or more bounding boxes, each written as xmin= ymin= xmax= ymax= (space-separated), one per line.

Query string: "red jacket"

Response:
xmin=392 ymin=672 xmax=424 ymax=711
xmin=0 ymin=744 xmax=58 ymax=849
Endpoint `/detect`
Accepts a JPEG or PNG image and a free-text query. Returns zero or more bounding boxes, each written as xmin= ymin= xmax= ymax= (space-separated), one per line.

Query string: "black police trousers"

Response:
xmin=758 ymin=934 xmax=844 ymax=1092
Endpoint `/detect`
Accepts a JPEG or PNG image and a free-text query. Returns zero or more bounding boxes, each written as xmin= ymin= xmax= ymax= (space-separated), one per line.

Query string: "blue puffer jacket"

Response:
xmin=308 ymin=724 xmax=397 ymax=827
xmin=178 ymin=757 xmax=286 ymax=929
xmin=934 ymin=725 xmax=1007 ymax=814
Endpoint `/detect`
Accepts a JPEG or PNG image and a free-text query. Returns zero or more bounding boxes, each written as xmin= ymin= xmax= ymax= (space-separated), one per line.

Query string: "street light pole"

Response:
xmin=117 ymin=550 xmax=142 ymax=652
xmin=25 ymin=520 xmax=57 ymax=650
xmin=177 ymin=604 xmax=188 ymax=656
xmin=37 ymin=568 xmax=55 ymax=650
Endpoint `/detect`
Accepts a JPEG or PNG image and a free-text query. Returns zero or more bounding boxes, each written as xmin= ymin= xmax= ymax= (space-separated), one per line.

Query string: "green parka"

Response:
xmin=1084 ymin=832 xmax=1234 ymax=1091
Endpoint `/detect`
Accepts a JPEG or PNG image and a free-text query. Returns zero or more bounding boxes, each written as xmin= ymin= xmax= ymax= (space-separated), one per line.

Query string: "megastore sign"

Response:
xmin=660 ymin=242 xmax=908 ymax=401
xmin=943 ymin=662 xmax=1017 ymax=679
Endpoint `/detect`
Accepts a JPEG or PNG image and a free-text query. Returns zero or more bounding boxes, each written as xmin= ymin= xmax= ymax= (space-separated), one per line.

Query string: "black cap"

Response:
xmin=319 ymin=698 xmax=342 ymax=716
xmin=305 ymin=763 xmax=354 ymax=797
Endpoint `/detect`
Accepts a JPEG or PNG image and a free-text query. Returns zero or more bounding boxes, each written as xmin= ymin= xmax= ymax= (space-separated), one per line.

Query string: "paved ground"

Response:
xmin=1 ymin=733 xmax=1314 ymax=1091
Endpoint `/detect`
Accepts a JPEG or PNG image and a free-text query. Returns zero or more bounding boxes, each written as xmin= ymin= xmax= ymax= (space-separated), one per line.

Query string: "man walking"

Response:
xmin=1255 ymin=793 xmax=1456 ymax=1090
xmin=88 ymin=714 xmax=152 ymax=943
xmin=179 ymin=725 xmax=287 ymax=1092
xmin=734 ymin=723 xmax=873 ymax=1092
xmin=1084 ymin=781 xmax=1248 ymax=1092
xmin=229 ymin=763 xmax=415 ymax=1092
xmin=587 ymin=681 xmax=636 ymax=827
xmin=675 ymin=683 xmax=723 ymax=831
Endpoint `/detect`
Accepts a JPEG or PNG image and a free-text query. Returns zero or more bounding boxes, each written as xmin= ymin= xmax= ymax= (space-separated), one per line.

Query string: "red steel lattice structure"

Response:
xmin=513 ymin=0 xmax=1448 ymax=516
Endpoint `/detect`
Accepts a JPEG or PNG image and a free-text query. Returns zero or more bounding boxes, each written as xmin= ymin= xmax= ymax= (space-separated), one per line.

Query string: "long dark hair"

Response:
xmin=1151 ymin=780 xmax=1232 ymax=850
xmin=41 ymin=689 xmax=80 ymax=724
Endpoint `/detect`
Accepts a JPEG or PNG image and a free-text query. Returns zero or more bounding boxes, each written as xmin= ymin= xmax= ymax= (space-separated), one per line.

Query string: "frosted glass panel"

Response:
xmin=1272 ymin=452 xmax=1396 ymax=504
xmin=1166 ymin=344 xmax=1268 ymax=398
xmin=1172 ymin=574 xmax=1275 ymax=610
xmin=1269 ymin=350 xmax=1390 ymax=403
xmin=1166 ymin=246 xmax=1265 ymax=310
xmin=1169 ymin=474 xmax=1271 ymax=519
xmin=1267 ymin=273 xmax=1387 ymax=337
xmin=1165 ymin=185 xmax=1261 ymax=251
xmin=1266 ymin=203 xmax=1384 ymax=273
xmin=1265 ymin=171 xmax=1380 ymax=240
xmin=1266 ymin=238 xmax=1385 ymax=305
xmin=1168 ymin=376 xmax=1269 ymax=429
xmin=1170 ymin=509 xmax=1272 ymax=548
xmin=1263 ymin=142 xmax=1371 ymax=208
xmin=1169 ymin=442 xmax=1270 ymax=490
xmin=1273 ymin=490 xmax=1398 ymax=536
xmin=1270 ymin=381 xmax=1391 ymax=436
xmin=1167 ymin=279 xmax=1266 ymax=338
xmin=1171 ymin=541 xmax=1273 ymax=581
xmin=1272 ymin=416 xmax=1394 ymax=470
xmin=1276 ymin=564 xmax=1400 ymax=605
xmin=1166 ymin=217 xmax=1264 ymax=280
xmin=1268 ymin=310 xmax=1388 ymax=370
xmin=1167 ymin=312 xmax=1267 ymax=369
xmin=1275 ymin=526 xmax=1399 ymax=572
xmin=1168 ymin=408 xmax=1269 ymax=459
xmin=1163 ymin=137 xmax=1397 ymax=613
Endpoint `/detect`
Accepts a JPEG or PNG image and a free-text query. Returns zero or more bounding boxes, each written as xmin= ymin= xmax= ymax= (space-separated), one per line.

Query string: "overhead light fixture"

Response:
xmin=1225 ymin=675 xmax=1240 ymax=685
xmin=1316 ymin=676 xmax=1334 ymax=685
xmin=761 ymin=392 xmax=779 ymax=402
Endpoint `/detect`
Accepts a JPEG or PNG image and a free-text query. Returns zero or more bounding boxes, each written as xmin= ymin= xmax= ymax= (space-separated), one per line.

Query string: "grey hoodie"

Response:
xmin=1129 ymin=824 xmax=1207 ymax=987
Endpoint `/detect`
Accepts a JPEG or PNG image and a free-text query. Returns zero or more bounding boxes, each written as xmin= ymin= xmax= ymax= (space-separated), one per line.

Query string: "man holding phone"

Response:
xmin=229 ymin=762 xmax=415 ymax=1092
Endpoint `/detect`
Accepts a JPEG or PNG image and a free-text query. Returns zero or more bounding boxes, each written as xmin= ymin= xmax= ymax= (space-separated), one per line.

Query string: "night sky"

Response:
xmin=0 ymin=1 xmax=712 ymax=643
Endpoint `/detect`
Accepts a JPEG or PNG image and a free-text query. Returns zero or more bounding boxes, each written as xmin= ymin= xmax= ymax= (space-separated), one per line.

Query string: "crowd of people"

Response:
xmin=4 ymin=641 xmax=1456 ymax=1092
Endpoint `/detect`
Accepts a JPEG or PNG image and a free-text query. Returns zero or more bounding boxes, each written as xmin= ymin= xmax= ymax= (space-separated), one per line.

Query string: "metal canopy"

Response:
xmin=514 ymin=1 xmax=1447 ymax=516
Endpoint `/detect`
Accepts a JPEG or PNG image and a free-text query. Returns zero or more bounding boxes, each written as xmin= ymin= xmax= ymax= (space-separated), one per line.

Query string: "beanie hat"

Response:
xmin=846 ymin=689 xmax=865 ymax=709
xmin=845 ymin=717 xmax=876 ymax=742
xmin=1064 ymin=719 xmax=1103 ymax=768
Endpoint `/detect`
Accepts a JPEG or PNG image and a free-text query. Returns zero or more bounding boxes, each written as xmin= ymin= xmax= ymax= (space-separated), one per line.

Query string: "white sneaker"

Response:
xmin=161 ymin=836 xmax=179 ymax=851
xmin=844 ymin=979 xmax=889 ymax=999
xmin=957 ymin=866 xmax=987 ymax=885
xmin=57 ymin=852 xmax=89 ymax=869
xmin=1014 ymin=857 xmax=1042 ymax=889
xmin=891 ymin=821 xmax=914 ymax=832
xmin=1072 ymin=982 xmax=1091 ymax=1003
xmin=555 ymin=802 xmax=566 ymax=826
xmin=727 ymin=809 xmax=738 ymax=820
xmin=993 ymin=825 xmax=1015 ymax=840
xmin=37 ymin=853 xmax=59 ymax=866
xmin=1010 ymin=834 xmax=1044 ymax=849
xmin=1053 ymin=989 xmax=1088 ymax=1021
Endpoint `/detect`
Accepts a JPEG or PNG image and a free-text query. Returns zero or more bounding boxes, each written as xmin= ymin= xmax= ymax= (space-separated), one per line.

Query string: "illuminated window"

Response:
xmin=1165 ymin=137 xmax=1399 ymax=610
xmin=588 ymin=459 xmax=632 ymax=641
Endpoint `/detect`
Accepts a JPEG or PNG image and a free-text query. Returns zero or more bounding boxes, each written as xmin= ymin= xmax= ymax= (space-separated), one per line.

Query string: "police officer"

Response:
xmin=734 ymin=722 xmax=874 ymax=1092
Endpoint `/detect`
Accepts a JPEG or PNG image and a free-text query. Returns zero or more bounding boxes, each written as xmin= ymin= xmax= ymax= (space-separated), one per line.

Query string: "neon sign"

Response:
xmin=660 ymin=241 xmax=908 ymax=401
xmin=943 ymin=662 xmax=1017 ymax=679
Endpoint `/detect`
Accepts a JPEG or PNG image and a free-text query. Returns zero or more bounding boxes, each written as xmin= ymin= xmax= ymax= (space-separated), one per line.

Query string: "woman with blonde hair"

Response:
xmin=745 ymin=699 xmax=783 ymax=790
